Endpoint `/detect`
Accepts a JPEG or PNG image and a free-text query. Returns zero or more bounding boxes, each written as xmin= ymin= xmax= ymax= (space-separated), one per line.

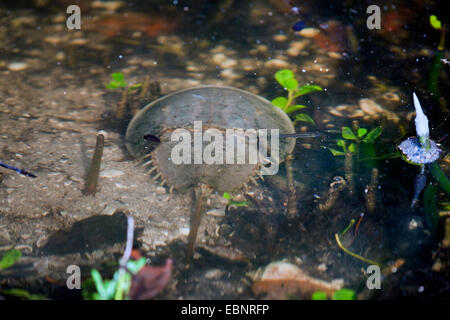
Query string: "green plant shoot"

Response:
xmin=272 ymin=69 xmax=322 ymax=125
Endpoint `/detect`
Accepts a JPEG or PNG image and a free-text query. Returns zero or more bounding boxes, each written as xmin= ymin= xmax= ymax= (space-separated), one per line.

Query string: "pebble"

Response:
xmin=155 ymin=187 xmax=166 ymax=195
xmin=70 ymin=38 xmax=89 ymax=46
xmin=206 ymin=208 xmax=226 ymax=217
xmin=220 ymin=69 xmax=242 ymax=80
xmin=212 ymin=53 xmax=227 ymax=66
xmin=99 ymin=169 xmax=125 ymax=178
xmin=328 ymin=51 xmax=343 ymax=59
xmin=8 ymin=62 xmax=28 ymax=71
xmin=297 ymin=27 xmax=320 ymax=38
xmin=286 ymin=40 xmax=309 ymax=56
xmin=91 ymin=1 xmax=125 ymax=11
xmin=273 ymin=34 xmax=288 ymax=42
xmin=220 ymin=58 xmax=238 ymax=69
xmin=264 ymin=58 xmax=290 ymax=69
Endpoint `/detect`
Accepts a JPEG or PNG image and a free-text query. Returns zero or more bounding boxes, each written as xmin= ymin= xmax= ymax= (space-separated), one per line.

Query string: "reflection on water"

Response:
xmin=0 ymin=0 xmax=448 ymax=300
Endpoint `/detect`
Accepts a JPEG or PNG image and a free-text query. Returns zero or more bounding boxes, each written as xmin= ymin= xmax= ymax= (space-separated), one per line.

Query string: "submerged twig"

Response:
xmin=318 ymin=176 xmax=346 ymax=211
xmin=365 ymin=168 xmax=379 ymax=213
xmin=285 ymin=153 xmax=297 ymax=216
xmin=344 ymin=152 xmax=354 ymax=195
xmin=83 ymin=133 xmax=105 ymax=196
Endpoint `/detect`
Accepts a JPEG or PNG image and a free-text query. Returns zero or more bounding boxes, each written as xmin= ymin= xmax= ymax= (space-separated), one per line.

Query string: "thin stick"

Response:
xmin=335 ymin=233 xmax=380 ymax=266
xmin=285 ymin=153 xmax=297 ymax=216
xmin=120 ymin=216 xmax=134 ymax=268
xmin=83 ymin=133 xmax=105 ymax=196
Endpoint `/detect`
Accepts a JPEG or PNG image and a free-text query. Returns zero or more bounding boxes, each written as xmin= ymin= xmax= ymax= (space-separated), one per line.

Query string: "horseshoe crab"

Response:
xmin=125 ymin=85 xmax=296 ymax=259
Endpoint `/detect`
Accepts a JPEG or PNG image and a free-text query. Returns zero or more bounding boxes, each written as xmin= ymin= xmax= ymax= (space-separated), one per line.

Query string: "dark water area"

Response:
xmin=0 ymin=0 xmax=448 ymax=300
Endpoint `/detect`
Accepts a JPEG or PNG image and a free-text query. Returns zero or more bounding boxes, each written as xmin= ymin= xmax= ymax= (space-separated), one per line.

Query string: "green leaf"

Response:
xmin=0 ymin=288 xmax=45 ymax=300
xmin=327 ymin=147 xmax=345 ymax=156
xmin=348 ymin=143 xmax=356 ymax=153
xmin=228 ymin=201 xmax=251 ymax=207
xmin=294 ymin=84 xmax=323 ymax=97
xmin=341 ymin=127 xmax=357 ymax=140
xmin=127 ymin=257 xmax=146 ymax=274
xmin=223 ymin=192 xmax=232 ymax=199
xmin=271 ymin=97 xmax=288 ymax=108
xmin=91 ymin=269 xmax=107 ymax=299
xmin=128 ymin=83 xmax=143 ymax=92
xmin=332 ymin=288 xmax=356 ymax=300
xmin=295 ymin=113 xmax=315 ymax=125
xmin=0 ymin=249 xmax=21 ymax=270
xmin=285 ymin=104 xmax=306 ymax=114
xmin=275 ymin=69 xmax=294 ymax=87
xmin=362 ymin=127 xmax=382 ymax=143
xmin=284 ymin=78 xmax=298 ymax=91
xmin=312 ymin=291 xmax=328 ymax=300
xmin=430 ymin=15 xmax=442 ymax=29
xmin=336 ymin=139 xmax=346 ymax=148
xmin=111 ymin=72 xmax=125 ymax=82
xmin=357 ymin=128 xmax=367 ymax=138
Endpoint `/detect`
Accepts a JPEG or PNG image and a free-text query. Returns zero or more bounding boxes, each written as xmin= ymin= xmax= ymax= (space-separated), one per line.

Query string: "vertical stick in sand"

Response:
xmin=84 ymin=133 xmax=105 ymax=196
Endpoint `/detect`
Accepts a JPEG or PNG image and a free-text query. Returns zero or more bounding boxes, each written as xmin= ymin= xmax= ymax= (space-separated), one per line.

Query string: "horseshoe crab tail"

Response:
xmin=187 ymin=183 xmax=213 ymax=263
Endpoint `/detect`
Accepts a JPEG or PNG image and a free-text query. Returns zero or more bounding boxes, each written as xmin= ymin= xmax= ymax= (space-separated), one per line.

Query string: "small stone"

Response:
xmin=220 ymin=69 xmax=242 ymax=80
xmin=8 ymin=62 xmax=28 ymax=71
xmin=44 ymin=36 xmax=64 ymax=45
xmin=206 ymin=208 xmax=226 ymax=217
xmin=286 ymin=40 xmax=309 ymax=56
xmin=264 ymin=58 xmax=290 ymax=69
xmin=155 ymin=186 xmax=166 ymax=195
xmin=70 ymin=38 xmax=89 ymax=46
xmin=317 ymin=263 xmax=327 ymax=272
xmin=220 ymin=58 xmax=238 ymax=69
xmin=91 ymin=1 xmax=125 ymax=11
xmin=298 ymin=27 xmax=320 ymax=38
xmin=212 ymin=53 xmax=227 ymax=66
xmin=273 ymin=34 xmax=288 ymax=42
xmin=99 ymin=169 xmax=125 ymax=178
xmin=328 ymin=51 xmax=343 ymax=59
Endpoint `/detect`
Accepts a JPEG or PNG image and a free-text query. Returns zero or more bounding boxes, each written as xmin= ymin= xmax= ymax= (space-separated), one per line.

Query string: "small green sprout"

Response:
xmin=327 ymin=126 xmax=382 ymax=157
xmin=0 ymin=249 xmax=21 ymax=271
xmin=223 ymin=192 xmax=250 ymax=207
xmin=311 ymin=288 xmax=356 ymax=300
xmin=430 ymin=15 xmax=442 ymax=30
xmin=106 ymin=72 xmax=142 ymax=93
xmin=272 ymin=69 xmax=322 ymax=125
xmin=84 ymin=257 xmax=146 ymax=300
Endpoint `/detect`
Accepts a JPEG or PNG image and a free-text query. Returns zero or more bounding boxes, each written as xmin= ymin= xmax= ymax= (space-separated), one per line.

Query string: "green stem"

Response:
xmin=284 ymin=90 xmax=294 ymax=111
xmin=430 ymin=162 xmax=450 ymax=197
xmin=340 ymin=219 xmax=355 ymax=236
xmin=335 ymin=233 xmax=381 ymax=266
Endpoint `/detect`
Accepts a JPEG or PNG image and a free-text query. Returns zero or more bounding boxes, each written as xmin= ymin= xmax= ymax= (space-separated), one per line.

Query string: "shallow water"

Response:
xmin=0 ymin=0 xmax=448 ymax=300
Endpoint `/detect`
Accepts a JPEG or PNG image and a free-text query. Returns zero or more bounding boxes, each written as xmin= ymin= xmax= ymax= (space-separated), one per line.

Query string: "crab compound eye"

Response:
xmin=143 ymin=134 xmax=161 ymax=143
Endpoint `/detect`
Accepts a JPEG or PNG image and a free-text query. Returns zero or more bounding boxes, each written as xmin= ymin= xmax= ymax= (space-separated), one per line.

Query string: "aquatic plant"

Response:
xmin=0 ymin=249 xmax=21 ymax=271
xmin=106 ymin=72 xmax=142 ymax=92
xmin=83 ymin=216 xmax=172 ymax=300
xmin=326 ymin=124 xmax=382 ymax=157
xmin=106 ymin=72 xmax=143 ymax=120
xmin=223 ymin=192 xmax=250 ymax=208
xmin=312 ymin=288 xmax=356 ymax=300
xmin=271 ymin=69 xmax=322 ymax=125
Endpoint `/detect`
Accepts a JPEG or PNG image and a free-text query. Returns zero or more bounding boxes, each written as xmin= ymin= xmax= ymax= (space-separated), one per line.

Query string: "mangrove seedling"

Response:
xmin=223 ymin=192 xmax=251 ymax=208
xmin=106 ymin=72 xmax=143 ymax=120
xmin=271 ymin=69 xmax=322 ymax=125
